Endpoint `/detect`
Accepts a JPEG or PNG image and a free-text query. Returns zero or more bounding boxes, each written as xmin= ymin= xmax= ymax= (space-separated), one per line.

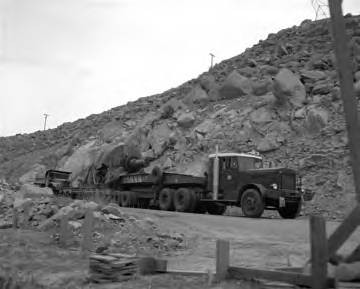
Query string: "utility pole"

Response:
xmin=43 ymin=113 xmax=49 ymax=131
xmin=209 ymin=53 xmax=215 ymax=69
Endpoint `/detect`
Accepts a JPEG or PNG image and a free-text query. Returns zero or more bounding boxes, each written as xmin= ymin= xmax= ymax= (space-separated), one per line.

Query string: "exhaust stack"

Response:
xmin=213 ymin=145 xmax=219 ymax=200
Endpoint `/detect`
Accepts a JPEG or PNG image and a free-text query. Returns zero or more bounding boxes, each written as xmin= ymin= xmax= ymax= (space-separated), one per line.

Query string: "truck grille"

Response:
xmin=282 ymin=174 xmax=295 ymax=190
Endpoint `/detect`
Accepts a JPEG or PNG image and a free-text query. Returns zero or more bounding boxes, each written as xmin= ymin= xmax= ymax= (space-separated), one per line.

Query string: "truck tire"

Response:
xmin=278 ymin=200 xmax=302 ymax=219
xmin=241 ymin=188 xmax=264 ymax=218
xmin=174 ymin=188 xmax=196 ymax=212
xmin=159 ymin=188 xmax=175 ymax=211
xmin=121 ymin=191 xmax=138 ymax=207
xmin=207 ymin=203 xmax=227 ymax=215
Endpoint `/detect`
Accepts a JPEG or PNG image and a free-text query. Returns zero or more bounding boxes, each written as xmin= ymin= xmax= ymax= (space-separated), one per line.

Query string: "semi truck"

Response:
xmin=38 ymin=151 xmax=314 ymax=219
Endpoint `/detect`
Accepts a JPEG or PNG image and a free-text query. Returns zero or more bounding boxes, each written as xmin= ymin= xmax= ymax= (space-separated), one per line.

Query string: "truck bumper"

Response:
xmin=265 ymin=189 xmax=301 ymax=204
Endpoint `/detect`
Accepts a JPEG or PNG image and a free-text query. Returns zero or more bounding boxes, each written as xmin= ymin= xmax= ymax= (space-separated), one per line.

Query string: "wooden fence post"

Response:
xmin=328 ymin=0 xmax=360 ymax=202
xmin=310 ymin=215 xmax=328 ymax=289
xmin=216 ymin=239 xmax=230 ymax=281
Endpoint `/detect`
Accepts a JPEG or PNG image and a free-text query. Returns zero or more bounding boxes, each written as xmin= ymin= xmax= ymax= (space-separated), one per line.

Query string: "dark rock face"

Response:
xmin=2 ymin=15 xmax=360 ymax=220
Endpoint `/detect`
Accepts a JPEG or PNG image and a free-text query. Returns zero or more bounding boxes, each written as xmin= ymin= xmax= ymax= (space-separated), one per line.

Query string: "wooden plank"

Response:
xmin=216 ymin=239 xmax=230 ymax=280
xmin=328 ymin=0 xmax=360 ymax=202
xmin=275 ymin=267 xmax=303 ymax=273
xmin=228 ymin=267 xmax=336 ymax=288
xmin=345 ymin=243 xmax=360 ymax=263
xmin=328 ymin=205 xmax=360 ymax=258
xmin=165 ymin=270 xmax=210 ymax=277
xmin=310 ymin=215 xmax=328 ymax=289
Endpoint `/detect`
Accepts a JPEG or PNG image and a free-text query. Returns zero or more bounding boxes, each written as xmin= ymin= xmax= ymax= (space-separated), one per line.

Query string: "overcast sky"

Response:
xmin=0 ymin=0 xmax=359 ymax=136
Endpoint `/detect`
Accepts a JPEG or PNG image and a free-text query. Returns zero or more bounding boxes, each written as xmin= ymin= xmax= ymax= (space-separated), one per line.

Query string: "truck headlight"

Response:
xmin=271 ymin=183 xmax=278 ymax=190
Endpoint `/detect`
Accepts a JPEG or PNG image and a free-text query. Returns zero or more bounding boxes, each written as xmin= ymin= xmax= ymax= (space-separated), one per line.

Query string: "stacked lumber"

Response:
xmin=89 ymin=253 xmax=139 ymax=283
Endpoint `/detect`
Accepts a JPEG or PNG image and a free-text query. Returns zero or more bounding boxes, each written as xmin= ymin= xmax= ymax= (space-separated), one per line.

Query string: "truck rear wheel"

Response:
xmin=159 ymin=188 xmax=175 ymax=211
xmin=241 ymin=188 xmax=264 ymax=218
xmin=278 ymin=200 xmax=302 ymax=219
xmin=174 ymin=188 xmax=196 ymax=212
xmin=121 ymin=191 xmax=138 ymax=207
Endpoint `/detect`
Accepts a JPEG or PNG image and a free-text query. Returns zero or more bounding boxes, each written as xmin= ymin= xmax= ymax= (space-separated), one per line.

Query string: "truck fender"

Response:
xmin=238 ymin=183 xmax=267 ymax=203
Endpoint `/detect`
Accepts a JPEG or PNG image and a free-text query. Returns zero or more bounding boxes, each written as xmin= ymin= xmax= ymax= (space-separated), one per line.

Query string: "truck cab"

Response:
xmin=207 ymin=152 xmax=314 ymax=218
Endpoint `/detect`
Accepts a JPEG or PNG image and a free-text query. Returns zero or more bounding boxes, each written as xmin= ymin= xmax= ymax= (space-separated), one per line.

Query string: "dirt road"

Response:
xmin=121 ymin=207 xmax=360 ymax=272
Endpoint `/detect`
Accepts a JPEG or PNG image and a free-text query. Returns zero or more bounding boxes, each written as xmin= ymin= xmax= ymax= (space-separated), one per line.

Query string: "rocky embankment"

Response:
xmin=1 ymin=15 xmax=360 ymax=219
xmin=0 ymin=181 xmax=186 ymax=256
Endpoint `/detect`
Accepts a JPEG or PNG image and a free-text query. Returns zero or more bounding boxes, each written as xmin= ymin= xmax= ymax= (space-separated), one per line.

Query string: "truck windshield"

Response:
xmin=238 ymin=156 xmax=263 ymax=170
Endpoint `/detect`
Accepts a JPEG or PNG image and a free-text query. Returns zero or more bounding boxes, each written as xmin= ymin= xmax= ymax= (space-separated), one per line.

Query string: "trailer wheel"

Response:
xmin=159 ymin=188 xmax=175 ymax=211
xmin=207 ymin=203 xmax=227 ymax=215
xmin=174 ymin=188 xmax=196 ymax=212
xmin=241 ymin=188 xmax=264 ymax=218
xmin=278 ymin=200 xmax=302 ymax=219
xmin=121 ymin=191 xmax=138 ymax=207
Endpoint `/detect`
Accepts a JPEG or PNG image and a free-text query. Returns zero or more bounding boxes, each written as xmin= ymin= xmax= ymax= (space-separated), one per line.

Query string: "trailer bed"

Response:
xmin=119 ymin=172 xmax=205 ymax=187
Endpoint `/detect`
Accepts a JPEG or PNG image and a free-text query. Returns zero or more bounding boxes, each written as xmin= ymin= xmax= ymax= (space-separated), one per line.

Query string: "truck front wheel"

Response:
xmin=174 ymin=188 xmax=196 ymax=212
xmin=240 ymin=189 xmax=264 ymax=218
xmin=159 ymin=188 xmax=175 ymax=211
xmin=278 ymin=200 xmax=302 ymax=219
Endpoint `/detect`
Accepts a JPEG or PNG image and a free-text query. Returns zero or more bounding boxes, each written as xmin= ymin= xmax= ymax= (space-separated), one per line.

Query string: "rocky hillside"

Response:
xmin=1 ymin=15 xmax=360 ymax=219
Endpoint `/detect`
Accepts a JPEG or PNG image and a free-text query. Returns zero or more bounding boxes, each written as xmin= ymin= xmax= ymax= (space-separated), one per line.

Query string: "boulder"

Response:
xmin=38 ymin=205 xmax=75 ymax=230
xmin=219 ymin=71 xmax=252 ymax=99
xmin=101 ymin=203 xmax=123 ymax=217
xmin=19 ymin=163 xmax=47 ymax=184
xmin=238 ymin=66 xmax=257 ymax=78
xmin=13 ymin=197 xmax=33 ymax=209
xmin=256 ymin=135 xmax=280 ymax=153
xmin=177 ymin=112 xmax=196 ymax=128
xmin=272 ymin=68 xmax=306 ymax=107
xmin=312 ymin=82 xmax=333 ymax=95
xmin=68 ymin=221 xmax=82 ymax=230
xmin=305 ymin=106 xmax=329 ymax=133
xmin=183 ymin=85 xmax=209 ymax=106
xmin=18 ymin=184 xmax=53 ymax=198
xmin=194 ymin=119 xmax=216 ymax=136
xmin=163 ymin=157 xmax=173 ymax=169
xmin=147 ymin=123 xmax=173 ymax=155
xmin=300 ymin=70 xmax=327 ymax=81
xmin=251 ymin=79 xmax=272 ymax=96
xmin=260 ymin=65 xmax=279 ymax=76
xmin=336 ymin=170 xmax=354 ymax=194
xmin=250 ymin=107 xmax=273 ymax=124
xmin=198 ymin=74 xmax=217 ymax=92
xmin=70 ymin=200 xmax=100 ymax=211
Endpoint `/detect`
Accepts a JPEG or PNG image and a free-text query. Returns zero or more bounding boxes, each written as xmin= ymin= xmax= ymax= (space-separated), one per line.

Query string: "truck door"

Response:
xmin=219 ymin=157 xmax=239 ymax=199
